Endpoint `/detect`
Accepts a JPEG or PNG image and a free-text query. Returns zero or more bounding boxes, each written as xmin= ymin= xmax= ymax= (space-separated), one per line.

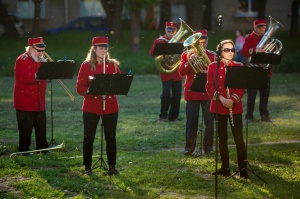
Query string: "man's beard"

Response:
xmin=30 ymin=52 xmax=43 ymax=62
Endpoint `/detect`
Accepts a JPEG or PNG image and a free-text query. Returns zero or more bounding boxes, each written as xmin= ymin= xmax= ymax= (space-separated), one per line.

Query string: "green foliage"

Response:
xmin=0 ymin=30 xmax=299 ymax=77
xmin=0 ymin=74 xmax=299 ymax=198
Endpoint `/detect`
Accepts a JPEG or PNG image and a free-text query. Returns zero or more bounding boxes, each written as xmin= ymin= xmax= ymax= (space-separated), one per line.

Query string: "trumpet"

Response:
xmin=10 ymin=142 xmax=66 ymax=158
xmin=43 ymin=52 xmax=76 ymax=102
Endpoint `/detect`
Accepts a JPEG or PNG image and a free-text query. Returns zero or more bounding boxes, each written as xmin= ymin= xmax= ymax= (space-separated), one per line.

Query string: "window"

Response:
xmin=17 ymin=0 xmax=45 ymax=19
xmin=80 ymin=0 xmax=105 ymax=16
xmin=234 ymin=0 xmax=258 ymax=18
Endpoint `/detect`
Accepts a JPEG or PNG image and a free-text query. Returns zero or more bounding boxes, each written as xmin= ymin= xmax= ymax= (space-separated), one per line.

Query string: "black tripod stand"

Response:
xmin=223 ymin=66 xmax=269 ymax=182
xmin=82 ymin=74 xmax=133 ymax=175
xmin=36 ymin=61 xmax=76 ymax=146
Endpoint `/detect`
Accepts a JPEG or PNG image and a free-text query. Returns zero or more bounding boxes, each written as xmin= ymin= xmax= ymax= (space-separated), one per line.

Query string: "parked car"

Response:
xmin=0 ymin=12 xmax=24 ymax=36
xmin=46 ymin=16 xmax=109 ymax=34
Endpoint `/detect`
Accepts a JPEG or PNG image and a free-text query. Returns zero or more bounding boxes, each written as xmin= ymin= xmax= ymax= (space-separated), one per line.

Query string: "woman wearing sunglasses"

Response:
xmin=205 ymin=39 xmax=248 ymax=179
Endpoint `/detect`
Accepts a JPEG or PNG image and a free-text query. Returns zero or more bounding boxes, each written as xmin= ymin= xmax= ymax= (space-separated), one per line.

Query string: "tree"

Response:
xmin=257 ymin=0 xmax=267 ymax=19
xmin=158 ymin=0 xmax=171 ymax=30
xmin=202 ymin=0 xmax=212 ymax=31
xmin=290 ymin=0 xmax=299 ymax=39
xmin=32 ymin=0 xmax=42 ymax=37
xmin=0 ymin=0 xmax=20 ymax=38
xmin=185 ymin=0 xmax=204 ymax=30
xmin=100 ymin=0 xmax=124 ymax=39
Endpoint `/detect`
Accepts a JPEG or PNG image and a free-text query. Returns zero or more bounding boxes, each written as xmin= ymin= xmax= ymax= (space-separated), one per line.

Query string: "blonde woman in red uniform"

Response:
xmin=76 ymin=36 xmax=120 ymax=175
xmin=205 ymin=39 xmax=248 ymax=178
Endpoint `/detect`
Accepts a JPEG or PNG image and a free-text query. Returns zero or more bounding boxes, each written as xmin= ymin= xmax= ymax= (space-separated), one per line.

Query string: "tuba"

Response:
xmin=155 ymin=18 xmax=194 ymax=73
xmin=183 ymin=32 xmax=211 ymax=73
xmin=249 ymin=16 xmax=285 ymax=67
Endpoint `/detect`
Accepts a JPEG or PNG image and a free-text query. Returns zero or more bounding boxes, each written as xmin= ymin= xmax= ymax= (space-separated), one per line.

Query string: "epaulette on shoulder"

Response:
xmin=207 ymin=50 xmax=217 ymax=55
xmin=82 ymin=60 xmax=89 ymax=64
xmin=21 ymin=54 xmax=28 ymax=60
xmin=245 ymin=34 xmax=250 ymax=39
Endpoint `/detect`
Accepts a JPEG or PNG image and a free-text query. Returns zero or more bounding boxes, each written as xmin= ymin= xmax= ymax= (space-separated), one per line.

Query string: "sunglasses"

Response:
xmin=33 ymin=46 xmax=45 ymax=52
xmin=222 ymin=48 xmax=235 ymax=53
xmin=167 ymin=28 xmax=176 ymax=33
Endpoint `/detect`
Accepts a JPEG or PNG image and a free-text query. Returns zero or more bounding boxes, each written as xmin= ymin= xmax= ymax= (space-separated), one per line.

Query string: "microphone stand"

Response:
xmin=214 ymin=14 xmax=223 ymax=199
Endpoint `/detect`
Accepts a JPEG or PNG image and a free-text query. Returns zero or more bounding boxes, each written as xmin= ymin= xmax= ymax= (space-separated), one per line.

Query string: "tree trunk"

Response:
xmin=202 ymin=0 xmax=212 ymax=31
xmin=159 ymin=0 xmax=171 ymax=30
xmin=290 ymin=0 xmax=299 ymax=39
xmin=32 ymin=0 xmax=42 ymax=37
xmin=130 ymin=10 xmax=141 ymax=52
xmin=186 ymin=0 xmax=204 ymax=30
xmin=0 ymin=1 xmax=20 ymax=38
xmin=100 ymin=0 xmax=124 ymax=39
xmin=257 ymin=0 xmax=267 ymax=19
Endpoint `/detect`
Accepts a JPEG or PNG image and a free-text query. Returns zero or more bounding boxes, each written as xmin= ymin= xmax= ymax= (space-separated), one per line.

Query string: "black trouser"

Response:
xmin=83 ymin=111 xmax=118 ymax=166
xmin=216 ymin=114 xmax=246 ymax=169
xmin=16 ymin=109 xmax=49 ymax=152
xmin=160 ymin=79 xmax=182 ymax=120
xmin=246 ymin=77 xmax=271 ymax=120
xmin=185 ymin=100 xmax=214 ymax=153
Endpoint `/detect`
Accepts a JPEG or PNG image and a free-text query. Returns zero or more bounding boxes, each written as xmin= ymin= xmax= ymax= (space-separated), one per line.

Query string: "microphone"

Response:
xmin=218 ymin=15 xmax=223 ymax=27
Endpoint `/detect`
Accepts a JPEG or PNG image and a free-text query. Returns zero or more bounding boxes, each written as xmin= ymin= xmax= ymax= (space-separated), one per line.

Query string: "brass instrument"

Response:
xmin=10 ymin=142 xmax=65 ymax=158
xmin=155 ymin=18 xmax=194 ymax=74
xmin=183 ymin=32 xmax=211 ymax=73
xmin=249 ymin=16 xmax=285 ymax=67
xmin=43 ymin=52 xmax=75 ymax=102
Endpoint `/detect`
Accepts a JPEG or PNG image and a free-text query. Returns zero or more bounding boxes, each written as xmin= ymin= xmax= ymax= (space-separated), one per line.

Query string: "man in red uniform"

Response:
xmin=14 ymin=37 xmax=49 ymax=153
xmin=179 ymin=29 xmax=216 ymax=155
xmin=76 ymin=36 xmax=121 ymax=175
xmin=241 ymin=19 xmax=272 ymax=123
xmin=150 ymin=21 xmax=183 ymax=121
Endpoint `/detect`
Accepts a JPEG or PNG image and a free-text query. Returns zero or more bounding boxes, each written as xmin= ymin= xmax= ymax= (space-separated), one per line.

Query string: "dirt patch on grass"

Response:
xmin=0 ymin=175 xmax=29 ymax=198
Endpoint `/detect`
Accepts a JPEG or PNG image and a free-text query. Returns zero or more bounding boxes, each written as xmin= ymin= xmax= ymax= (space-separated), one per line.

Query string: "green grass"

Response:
xmin=0 ymin=73 xmax=299 ymax=198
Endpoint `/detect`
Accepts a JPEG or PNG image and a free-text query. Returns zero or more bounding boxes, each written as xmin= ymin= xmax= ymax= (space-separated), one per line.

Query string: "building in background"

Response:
xmin=1 ymin=0 xmax=298 ymax=34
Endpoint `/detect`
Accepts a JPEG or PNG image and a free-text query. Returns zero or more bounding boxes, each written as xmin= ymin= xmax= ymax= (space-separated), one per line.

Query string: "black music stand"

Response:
xmin=152 ymin=42 xmax=184 ymax=55
xmin=224 ymin=66 xmax=267 ymax=183
xmin=84 ymin=74 xmax=133 ymax=174
xmin=36 ymin=61 xmax=76 ymax=146
xmin=190 ymin=73 xmax=207 ymax=155
xmin=250 ymin=52 xmax=282 ymax=65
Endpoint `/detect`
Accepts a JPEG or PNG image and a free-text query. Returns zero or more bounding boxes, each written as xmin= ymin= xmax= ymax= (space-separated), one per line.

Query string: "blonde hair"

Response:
xmin=84 ymin=46 xmax=120 ymax=71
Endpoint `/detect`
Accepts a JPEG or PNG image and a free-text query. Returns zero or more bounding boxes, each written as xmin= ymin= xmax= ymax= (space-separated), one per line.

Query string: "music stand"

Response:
xmin=36 ymin=61 xmax=76 ymax=146
xmin=224 ymin=66 xmax=267 ymax=183
xmin=190 ymin=73 xmax=207 ymax=155
xmin=250 ymin=52 xmax=282 ymax=65
xmin=152 ymin=42 xmax=184 ymax=55
xmin=85 ymin=74 xmax=133 ymax=174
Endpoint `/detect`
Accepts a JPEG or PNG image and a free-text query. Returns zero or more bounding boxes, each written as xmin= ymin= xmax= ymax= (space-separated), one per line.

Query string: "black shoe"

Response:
xmin=240 ymin=168 xmax=248 ymax=179
xmin=212 ymin=167 xmax=231 ymax=177
xmin=108 ymin=165 xmax=120 ymax=176
xmin=84 ymin=165 xmax=92 ymax=175
xmin=261 ymin=116 xmax=272 ymax=122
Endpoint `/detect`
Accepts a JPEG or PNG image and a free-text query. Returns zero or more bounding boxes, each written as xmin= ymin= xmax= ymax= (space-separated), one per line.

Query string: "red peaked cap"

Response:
xmin=253 ymin=19 xmax=266 ymax=26
xmin=193 ymin=29 xmax=208 ymax=38
xmin=92 ymin=36 xmax=109 ymax=46
xmin=28 ymin=37 xmax=46 ymax=48
xmin=165 ymin=21 xmax=178 ymax=29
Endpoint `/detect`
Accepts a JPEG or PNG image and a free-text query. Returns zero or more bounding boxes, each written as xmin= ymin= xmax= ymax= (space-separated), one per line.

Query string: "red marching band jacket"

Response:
xmin=149 ymin=35 xmax=183 ymax=82
xmin=13 ymin=52 xmax=47 ymax=111
xmin=241 ymin=31 xmax=272 ymax=77
xmin=205 ymin=60 xmax=245 ymax=115
xmin=179 ymin=49 xmax=216 ymax=101
xmin=76 ymin=61 xmax=121 ymax=115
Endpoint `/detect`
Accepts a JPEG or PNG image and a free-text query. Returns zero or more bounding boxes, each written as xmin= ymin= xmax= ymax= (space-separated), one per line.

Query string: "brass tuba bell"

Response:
xmin=183 ymin=33 xmax=211 ymax=73
xmin=155 ymin=18 xmax=194 ymax=74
